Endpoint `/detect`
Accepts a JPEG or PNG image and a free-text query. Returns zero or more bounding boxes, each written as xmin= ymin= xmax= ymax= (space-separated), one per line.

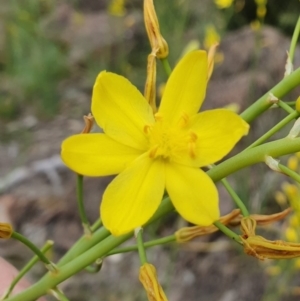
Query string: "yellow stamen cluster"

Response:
xmin=145 ymin=115 xmax=198 ymax=161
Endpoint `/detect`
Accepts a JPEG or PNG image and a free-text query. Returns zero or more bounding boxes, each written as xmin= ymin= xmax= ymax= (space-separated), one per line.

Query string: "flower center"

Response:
xmin=144 ymin=114 xmax=198 ymax=161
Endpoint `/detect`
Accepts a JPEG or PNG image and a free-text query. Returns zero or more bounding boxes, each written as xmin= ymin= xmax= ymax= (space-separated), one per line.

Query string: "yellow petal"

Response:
xmin=165 ymin=163 xmax=219 ymax=226
xmin=189 ymin=109 xmax=249 ymax=167
xmin=101 ymin=154 xmax=165 ymax=236
xmin=61 ymin=133 xmax=142 ymax=176
xmin=158 ymin=50 xmax=207 ymax=125
xmin=92 ymin=71 xmax=155 ymax=150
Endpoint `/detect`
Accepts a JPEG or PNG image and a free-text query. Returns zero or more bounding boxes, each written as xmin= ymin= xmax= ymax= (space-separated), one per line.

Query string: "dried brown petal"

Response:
xmin=228 ymin=208 xmax=292 ymax=227
xmin=242 ymin=235 xmax=300 ymax=260
xmin=240 ymin=216 xmax=300 ymax=260
xmin=175 ymin=209 xmax=241 ymax=243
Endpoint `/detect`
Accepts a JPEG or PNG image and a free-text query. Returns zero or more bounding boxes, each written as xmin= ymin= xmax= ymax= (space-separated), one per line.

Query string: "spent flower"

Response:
xmin=241 ymin=217 xmax=300 ymax=260
xmin=176 ymin=209 xmax=241 ymax=243
xmin=0 ymin=223 xmax=13 ymax=239
xmin=144 ymin=0 xmax=169 ymax=58
xmin=61 ymin=51 xmax=249 ymax=236
xmin=139 ymin=263 xmax=168 ymax=301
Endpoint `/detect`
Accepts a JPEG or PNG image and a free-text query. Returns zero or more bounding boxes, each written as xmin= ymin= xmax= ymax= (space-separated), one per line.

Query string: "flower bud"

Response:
xmin=0 ymin=223 xmax=13 ymax=239
xmin=139 ymin=263 xmax=168 ymax=301
xmin=144 ymin=0 xmax=169 ymax=59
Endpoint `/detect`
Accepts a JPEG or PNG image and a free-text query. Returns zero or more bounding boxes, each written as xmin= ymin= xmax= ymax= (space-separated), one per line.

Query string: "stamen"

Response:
xmin=189 ymin=131 xmax=198 ymax=142
xmin=144 ymin=125 xmax=151 ymax=134
xmin=178 ymin=113 xmax=189 ymax=128
xmin=154 ymin=112 xmax=163 ymax=121
xmin=149 ymin=146 xmax=159 ymax=158
xmin=188 ymin=141 xmax=197 ymax=159
xmin=188 ymin=132 xmax=198 ymax=159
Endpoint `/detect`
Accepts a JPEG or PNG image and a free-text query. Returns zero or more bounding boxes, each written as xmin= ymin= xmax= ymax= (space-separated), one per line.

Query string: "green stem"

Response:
xmin=213 ymin=221 xmax=242 ymax=244
xmin=136 ymin=228 xmax=148 ymax=265
xmin=160 ymin=58 xmax=172 ymax=76
xmin=220 ymin=178 xmax=249 ymax=216
xmin=285 ymin=101 xmax=296 ymax=106
xmin=107 ymin=235 xmax=176 ymax=256
xmin=2 ymin=241 xmax=53 ymax=299
xmin=11 ymin=232 xmax=56 ymax=271
xmin=240 ymin=67 xmax=300 ymax=123
xmin=278 ymin=163 xmax=300 ymax=184
xmin=58 ymin=198 xmax=174 ymax=267
xmin=84 ymin=259 xmax=102 ymax=273
xmin=7 ymin=198 xmax=174 ymax=301
xmin=91 ymin=218 xmax=102 ymax=232
xmin=76 ymin=175 xmax=91 ymax=234
xmin=207 ymin=137 xmax=300 ymax=182
xmin=57 ymin=227 xmax=110 ymax=267
xmin=246 ymin=111 xmax=299 ymax=149
xmin=277 ymin=100 xmax=295 ymax=114
xmin=289 ymin=15 xmax=300 ymax=63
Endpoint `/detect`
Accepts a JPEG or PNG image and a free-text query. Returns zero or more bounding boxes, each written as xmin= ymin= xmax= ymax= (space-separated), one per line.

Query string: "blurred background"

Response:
xmin=0 ymin=0 xmax=300 ymax=300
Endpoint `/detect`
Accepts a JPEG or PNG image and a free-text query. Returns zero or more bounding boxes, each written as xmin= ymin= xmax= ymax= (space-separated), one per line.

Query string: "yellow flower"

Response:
xmin=61 ymin=51 xmax=249 ymax=236
xmin=108 ymin=0 xmax=126 ymax=17
xmin=214 ymin=0 xmax=234 ymax=9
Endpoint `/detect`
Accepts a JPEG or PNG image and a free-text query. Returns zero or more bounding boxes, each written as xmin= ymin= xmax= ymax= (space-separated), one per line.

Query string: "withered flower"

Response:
xmin=139 ymin=263 xmax=168 ymax=301
xmin=241 ymin=217 xmax=300 ymax=260
xmin=0 ymin=223 xmax=13 ymax=239
xmin=249 ymin=208 xmax=292 ymax=226
xmin=228 ymin=208 xmax=291 ymax=227
xmin=175 ymin=209 xmax=241 ymax=243
xmin=144 ymin=0 xmax=169 ymax=59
